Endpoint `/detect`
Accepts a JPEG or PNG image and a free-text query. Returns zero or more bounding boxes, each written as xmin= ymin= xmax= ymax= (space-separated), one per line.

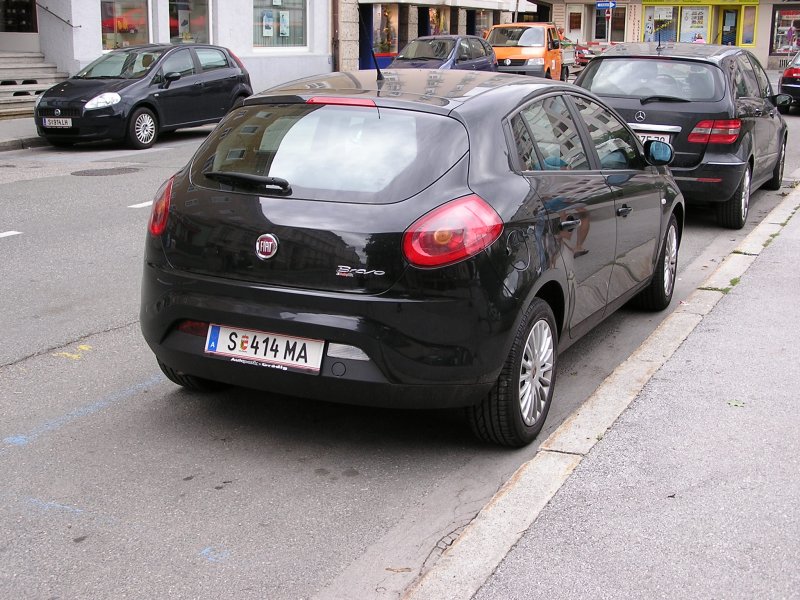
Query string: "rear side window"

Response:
xmin=469 ymin=38 xmax=487 ymax=58
xmin=196 ymin=48 xmax=229 ymax=71
xmin=193 ymin=104 xmax=469 ymax=203
xmin=580 ymin=58 xmax=723 ymax=101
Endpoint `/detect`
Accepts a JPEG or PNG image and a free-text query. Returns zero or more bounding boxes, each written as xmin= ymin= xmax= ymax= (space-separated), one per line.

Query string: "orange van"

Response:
xmin=485 ymin=22 xmax=567 ymax=80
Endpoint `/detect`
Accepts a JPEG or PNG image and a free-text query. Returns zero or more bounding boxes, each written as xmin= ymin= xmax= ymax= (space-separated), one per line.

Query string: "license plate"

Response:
xmin=637 ymin=133 xmax=670 ymax=144
xmin=43 ymin=118 xmax=72 ymax=128
xmin=204 ymin=324 xmax=324 ymax=373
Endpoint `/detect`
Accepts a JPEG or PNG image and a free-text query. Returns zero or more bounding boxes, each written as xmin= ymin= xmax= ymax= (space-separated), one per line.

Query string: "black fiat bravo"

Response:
xmin=141 ymin=69 xmax=684 ymax=447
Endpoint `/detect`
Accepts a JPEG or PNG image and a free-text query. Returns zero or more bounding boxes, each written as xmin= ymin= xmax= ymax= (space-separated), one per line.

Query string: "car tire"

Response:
xmin=630 ymin=214 xmax=679 ymax=311
xmin=157 ymin=359 xmax=228 ymax=392
xmin=561 ymin=66 xmax=569 ymax=81
xmin=717 ymin=164 xmax=750 ymax=230
xmin=764 ymin=137 xmax=786 ymax=191
xmin=467 ymin=298 xmax=558 ymax=447
xmin=128 ymin=107 xmax=158 ymax=149
xmin=544 ymin=70 xmax=552 ymax=79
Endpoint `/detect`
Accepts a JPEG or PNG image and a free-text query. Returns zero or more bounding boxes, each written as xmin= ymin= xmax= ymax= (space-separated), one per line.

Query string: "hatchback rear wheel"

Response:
xmin=467 ymin=298 xmax=557 ymax=447
xmin=128 ymin=107 xmax=158 ymax=149
xmin=717 ymin=165 xmax=750 ymax=230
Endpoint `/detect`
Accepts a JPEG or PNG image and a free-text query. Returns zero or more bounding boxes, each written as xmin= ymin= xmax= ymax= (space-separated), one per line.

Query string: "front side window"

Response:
xmin=747 ymin=53 xmax=772 ymax=97
xmin=76 ymin=47 xmax=165 ymax=79
xmin=733 ymin=54 xmax=759 ymax=98
xmin=253 ymin=0 xmax=307 ymax=48
xmin=101 ymin=0 xmax=150 ymax=50
xmin=161 ymin=48 xmax=195 ymax=77
xmin=572 ymin=96 xmax=641 ymax=170
xmin=520 ymin=96 xmax=589 ymax=171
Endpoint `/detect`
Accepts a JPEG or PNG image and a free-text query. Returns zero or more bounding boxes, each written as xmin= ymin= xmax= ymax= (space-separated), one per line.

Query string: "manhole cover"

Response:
xmin=71 ymin=167 xmax=141 ymax=176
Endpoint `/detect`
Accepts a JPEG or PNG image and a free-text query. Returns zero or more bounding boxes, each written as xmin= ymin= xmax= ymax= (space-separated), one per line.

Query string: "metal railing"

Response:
xmin=36 ymin=3 xmax=80 ymax=29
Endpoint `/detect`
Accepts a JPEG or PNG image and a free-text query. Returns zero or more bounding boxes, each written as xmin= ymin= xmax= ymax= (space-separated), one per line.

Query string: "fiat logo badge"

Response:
xmin=635 ymin=111 xmax=646 ymax=122
xmin=255 ymin=233 xmax=279 ymax=260
xmin=54 ymin=108 xmax=61 ymax=116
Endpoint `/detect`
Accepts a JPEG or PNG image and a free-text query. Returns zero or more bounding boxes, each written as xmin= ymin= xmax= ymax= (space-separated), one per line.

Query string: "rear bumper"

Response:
xmin=670 ymin=160 xmax=747 ymax=204
xmin=779 ymin=81 xmax=800 ymax=104
xmin=140 ymin=261 xmax=519 ymax=409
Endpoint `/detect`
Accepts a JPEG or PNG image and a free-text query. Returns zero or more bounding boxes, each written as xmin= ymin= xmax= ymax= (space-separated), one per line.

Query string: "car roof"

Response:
xmin=109 ymin=43 xmax=226 ymax=52
xmin=247 ymin=68 xmax=565 ymax=114
xmin=598 ymin=42 xmax=743 ymax=64
xmin=489 ymin=22 xmax=556 ymax=29
xmin=412 ymin=35 xmax=482 ymax=41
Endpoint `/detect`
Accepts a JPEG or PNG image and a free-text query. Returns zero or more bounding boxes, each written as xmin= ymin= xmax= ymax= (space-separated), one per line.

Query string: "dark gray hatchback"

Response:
xmin=575 ymin=42 xmax=792 ymax=229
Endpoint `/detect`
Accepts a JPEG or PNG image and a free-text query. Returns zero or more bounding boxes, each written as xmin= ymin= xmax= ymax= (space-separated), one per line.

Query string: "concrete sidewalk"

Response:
xmin=0 ymin=116 xmax=42 ymax=152
xmin=406 ymin=188 xmax=800 ymax=599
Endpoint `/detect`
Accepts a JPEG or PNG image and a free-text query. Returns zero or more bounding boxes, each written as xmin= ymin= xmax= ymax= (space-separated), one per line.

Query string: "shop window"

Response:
xmin=643 ymin=6 xmax=678 ymax=43
xmin=475 ymin=9 xmax=492 ymax=38
xmin=771 ymin=7 xmax=800 ymax=55
xmin=253 ymin=0 xmax=306 ymax=48
xmin=678 ymin=7 xmax=708 ymax=43
xmin=101 ymin=0 xmax=150 ymax=50
xmin=169 ymin=0 xmax=209 ymax=44
xmin=373 ymin=5 xmax=398 ymax=54
xmin=741 ymin=6 xmax=756 ymax=45
xmin=428 ymin=8 xmax=450 ymax=35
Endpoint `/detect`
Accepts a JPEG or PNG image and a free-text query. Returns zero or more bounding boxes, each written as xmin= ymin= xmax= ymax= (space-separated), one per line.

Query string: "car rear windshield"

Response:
xmin=580 ymin=58 xmax=723 ymax=101
xmin=191 ymin=103 xmax=469 ymax=204
xmin=487 ymin=27 xmax=545 ymax=48
xmin=398 ymin=38 xmax=455 ymax=60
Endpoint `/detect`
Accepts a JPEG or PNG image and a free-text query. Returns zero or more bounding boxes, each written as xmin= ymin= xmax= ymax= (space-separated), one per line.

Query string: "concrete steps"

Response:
xmin=0 ymin=52 xmax=67 ymax=119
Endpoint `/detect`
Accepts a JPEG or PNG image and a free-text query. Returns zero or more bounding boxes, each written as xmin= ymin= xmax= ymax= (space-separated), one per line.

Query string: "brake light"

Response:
xmin=148 ymin=176 xmax=174 ymax=236
xmin=306 ymin=97 xmax=376 ymax=107
xmin=687 ymin=119 xmax=741 ymax=144
xmin=783 ymin=67 xmax=800 ymax=78
xmin=229 ymin=49 xmax=246 ymax=71
xmin=403 ymin=195 xmax=503 ymax=268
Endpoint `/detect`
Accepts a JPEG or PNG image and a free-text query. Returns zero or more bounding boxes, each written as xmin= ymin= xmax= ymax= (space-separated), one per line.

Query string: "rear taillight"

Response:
xmin=148 ymin=176 xmax=174 ymax=236
xmin=229 ymin=50 xmax=246 ymax=71
xmin=687 ymin=119 xmax=741 ymax=145
xmin=783 ymin=67 xmax=800 ymax=78
xmin=403 ymin=195 xmax=503 ymax=268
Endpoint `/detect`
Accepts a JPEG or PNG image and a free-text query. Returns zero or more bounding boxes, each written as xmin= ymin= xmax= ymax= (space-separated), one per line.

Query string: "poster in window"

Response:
xmin=263 ymin=10 xmax=274 ymax=37
xmin=279 ymin=11 xmax=289 ymax=37
xmin=680 ymin=7 xmax=707 ymax=42
xmin=273 ymin=0 xmax=281 ymax=5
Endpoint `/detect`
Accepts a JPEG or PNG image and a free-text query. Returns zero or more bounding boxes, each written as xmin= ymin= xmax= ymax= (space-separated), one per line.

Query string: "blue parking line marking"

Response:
xmin=0 ymin=373 xmax=164 ymax=455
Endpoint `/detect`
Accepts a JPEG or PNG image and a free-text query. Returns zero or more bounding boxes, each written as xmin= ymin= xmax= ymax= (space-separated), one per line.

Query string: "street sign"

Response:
xmin=596 ymin=1 xmax=617 ymax=8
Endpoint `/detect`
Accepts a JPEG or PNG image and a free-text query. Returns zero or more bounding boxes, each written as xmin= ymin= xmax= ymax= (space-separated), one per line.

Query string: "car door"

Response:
xmin=746 ymin=52 xmax=784 ymax=182
xmin=194 ymin=46 xmax=238 ymax=119
xmin=454 ymin=38 xmax=476 ymax=70
xmin=513 ymin=95 xmax=617 ymax=337
xmin=569 ymin=94 xmax=663 ymax=303
xmin=732 ymin=53 xmax=773 ymax=180
xmin=467 ymin=38 xmax=492 ymax=71
xmin=152 ymin=47 xmax=201 ymax=126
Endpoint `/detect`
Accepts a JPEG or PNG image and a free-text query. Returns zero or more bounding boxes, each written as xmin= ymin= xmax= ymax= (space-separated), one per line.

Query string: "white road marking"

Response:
xmin=0 ymin=231 xmax=22 ymax=238
xmin=128 ymin=201 xmax=153 ymax=208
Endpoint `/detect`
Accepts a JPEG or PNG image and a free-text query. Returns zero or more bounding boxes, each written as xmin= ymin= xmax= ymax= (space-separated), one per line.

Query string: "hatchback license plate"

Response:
xmin=204 ymin=324 xmax=324 ymax=373
xmin=43 ymin=118 xmax=72 ymax=128
xmin=637 ymin=133 xmax=670 ymax=144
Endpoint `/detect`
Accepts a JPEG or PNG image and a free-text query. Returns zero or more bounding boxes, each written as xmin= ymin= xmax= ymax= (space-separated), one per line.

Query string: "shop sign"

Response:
xmin=643 ymin=0 xmax=755 ymax=5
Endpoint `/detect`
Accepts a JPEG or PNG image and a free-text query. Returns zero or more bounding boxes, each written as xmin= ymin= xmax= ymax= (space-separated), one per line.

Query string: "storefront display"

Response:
xmin=253 ymin=0 xmax=306 ymax=47
xmin=372 ymin=4 xmax=397 ymax=55
xmin=169 ymin=0 xmax=209 ymax=44
xmin=642 ymin=2 xmax=756 ymax=47
xmin=772 ymin=7 xmax=800 ymax=55
xmin=101 ymin=0 xmax=150 ymax=50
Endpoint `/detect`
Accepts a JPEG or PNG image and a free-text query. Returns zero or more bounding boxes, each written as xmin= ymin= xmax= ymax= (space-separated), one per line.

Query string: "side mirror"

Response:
xmin=161 ymin=71 xmax=181 ymax=88
xmin=644 ymin=139 xmax=674 ymax=166
xmin=772 ymin=93 xmax=793 ymax=108
xmin=550 ymin=40 xmax=560 ymax=50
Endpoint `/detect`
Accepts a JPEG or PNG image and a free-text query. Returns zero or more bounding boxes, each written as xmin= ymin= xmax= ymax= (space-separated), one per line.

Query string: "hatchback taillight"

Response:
xmin=148 ymin=176 xmax=174 ymax=236
xmin=687 ymin=119 xmax=741 ymax=145
xmin=403 ymin=195 xmax=503 ymax=268
xmin=783 ymin=67 xmax=800 ymax=78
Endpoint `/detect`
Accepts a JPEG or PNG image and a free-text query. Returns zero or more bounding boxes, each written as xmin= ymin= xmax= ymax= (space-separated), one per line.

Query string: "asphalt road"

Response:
xmin=1 ymin=116 xmax=798 ymax=599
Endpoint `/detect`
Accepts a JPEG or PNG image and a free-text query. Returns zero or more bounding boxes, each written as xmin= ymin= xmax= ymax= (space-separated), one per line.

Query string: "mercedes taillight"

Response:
xmin=687 ymin=119 xmax=741 ymax=145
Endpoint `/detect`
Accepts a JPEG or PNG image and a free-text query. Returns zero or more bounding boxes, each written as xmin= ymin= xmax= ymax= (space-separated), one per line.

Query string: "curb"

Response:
xmin=0 ymin=137 xmax=48 ymax=152
xmin=402 ymin=186 xmax=800 ymax=600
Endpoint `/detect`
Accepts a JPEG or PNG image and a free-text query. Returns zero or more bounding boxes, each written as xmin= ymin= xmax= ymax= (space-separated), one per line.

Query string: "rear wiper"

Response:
xmin=639 ymin=95 xmax=690 ymax=105
xmin=204 ymin=170 xmax=292 ymax=195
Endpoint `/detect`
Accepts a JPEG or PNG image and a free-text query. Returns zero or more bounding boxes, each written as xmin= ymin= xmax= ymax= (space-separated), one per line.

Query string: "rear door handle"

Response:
xmin=617 ymin=205 xmax=633 ymax=218
xmin=560 ymin=217 xmax=582 ymax=231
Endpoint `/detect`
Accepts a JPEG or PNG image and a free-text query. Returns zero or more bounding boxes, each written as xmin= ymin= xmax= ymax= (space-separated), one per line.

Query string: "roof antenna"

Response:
xmin=358 ymin=10 xmax=384 ymax=81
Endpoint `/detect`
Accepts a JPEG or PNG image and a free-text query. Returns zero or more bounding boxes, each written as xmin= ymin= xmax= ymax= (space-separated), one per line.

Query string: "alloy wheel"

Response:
xmin=663 ymin=222 xmax=678 ymax=297
xmin=135 ymin=113 xmax=156 ymax=145
xmin=519 ymin=319 xmax=554 ymax=426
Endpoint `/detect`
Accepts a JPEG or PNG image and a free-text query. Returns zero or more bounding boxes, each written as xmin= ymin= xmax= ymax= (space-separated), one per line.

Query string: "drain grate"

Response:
xmin=71 ymin=167 xmax=141 ymax=177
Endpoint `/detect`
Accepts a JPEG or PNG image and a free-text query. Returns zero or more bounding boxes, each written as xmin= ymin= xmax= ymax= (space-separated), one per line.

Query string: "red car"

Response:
xmin=778 ymin=50 xmax=800 ymax=113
